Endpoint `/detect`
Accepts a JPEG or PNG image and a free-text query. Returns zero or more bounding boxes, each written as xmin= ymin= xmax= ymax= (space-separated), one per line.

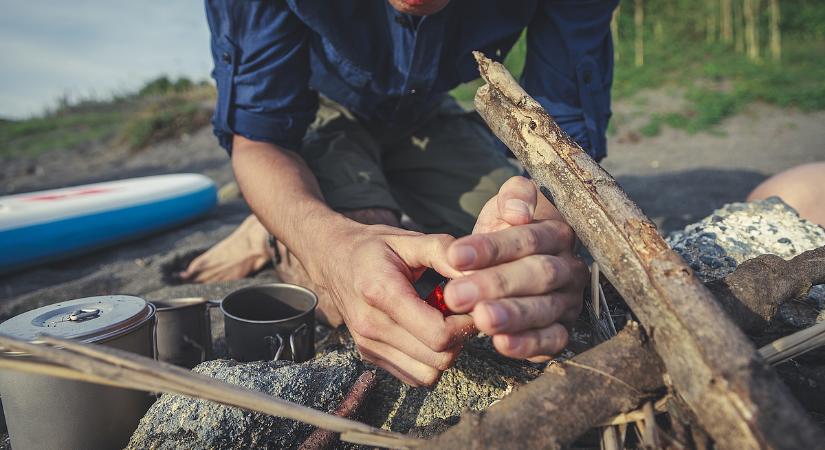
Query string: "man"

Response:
xmin=185 ymin=0 xmax=616 ymax=386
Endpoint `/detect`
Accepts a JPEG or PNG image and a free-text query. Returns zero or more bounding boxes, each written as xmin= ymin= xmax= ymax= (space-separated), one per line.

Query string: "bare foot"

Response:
xmin=179 ymin=214 xmax=272 ymax=283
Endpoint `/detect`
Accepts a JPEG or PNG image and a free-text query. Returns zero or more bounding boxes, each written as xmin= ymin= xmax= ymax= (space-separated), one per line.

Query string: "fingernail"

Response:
xmin=450 ymin=281 xmax=479 ymax=308
xmin=485 ymin=303 xmax=509 ymax=328
xmin=451 ymin=245 xmax=477 ymax=267
xmin=505 ymin=199 xmax=530 ymax=217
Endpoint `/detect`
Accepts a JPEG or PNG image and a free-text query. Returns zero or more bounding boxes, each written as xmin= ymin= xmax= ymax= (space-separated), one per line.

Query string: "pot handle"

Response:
xmin=264 ymin=323 xmax=309 ymax=361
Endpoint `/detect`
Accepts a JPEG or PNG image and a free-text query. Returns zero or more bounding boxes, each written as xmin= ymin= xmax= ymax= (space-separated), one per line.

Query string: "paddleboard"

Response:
xmin=0 ymin=174 xmax=218 ymax=274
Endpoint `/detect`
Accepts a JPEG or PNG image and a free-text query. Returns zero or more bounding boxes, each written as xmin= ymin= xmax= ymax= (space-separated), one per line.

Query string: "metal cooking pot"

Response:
xmin=0 ymin=295 xmax=156 ymax=450
xmin=152 ymin=297 xmax=212 ymax=368
xmin=221 ymin=283 xmax=317 ymax=363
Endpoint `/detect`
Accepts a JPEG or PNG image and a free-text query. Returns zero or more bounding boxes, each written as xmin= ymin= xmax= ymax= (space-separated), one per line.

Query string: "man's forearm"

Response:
xmin=230 ymin=135 xmax=352 ymax=273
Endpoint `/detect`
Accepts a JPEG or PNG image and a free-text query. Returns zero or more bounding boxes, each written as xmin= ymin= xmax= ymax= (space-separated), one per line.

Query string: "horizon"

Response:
xmin=0 ymin=0 xmax=212 ymax=120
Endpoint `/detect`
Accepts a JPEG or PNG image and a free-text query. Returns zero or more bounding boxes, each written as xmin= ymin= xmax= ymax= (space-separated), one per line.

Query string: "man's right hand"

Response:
xmin=308 ymin=222 xmax=475 ymax=386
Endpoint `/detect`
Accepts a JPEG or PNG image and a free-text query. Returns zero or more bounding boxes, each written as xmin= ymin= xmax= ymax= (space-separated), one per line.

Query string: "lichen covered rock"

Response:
xmin=126 ymin=350 xmax=364 ymax=449
xmin=667 ymin=197 xmax=825 ymax=327
xmin=667 ymin=197 xmax=825 ymax=282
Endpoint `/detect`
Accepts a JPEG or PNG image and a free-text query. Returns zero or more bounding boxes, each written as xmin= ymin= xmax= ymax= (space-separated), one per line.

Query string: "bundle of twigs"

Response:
xmin=0 ymin=334 xmax=422 ymax=449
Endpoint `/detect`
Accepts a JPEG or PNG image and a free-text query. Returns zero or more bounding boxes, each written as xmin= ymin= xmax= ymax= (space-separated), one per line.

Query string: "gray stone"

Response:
xmin=667 ymin=197 xmax=825 ymax=282
xmin=126 ymin=350 xmax=365 ymax=450
xmin=127 ymin=331 xmax=542 ymax=448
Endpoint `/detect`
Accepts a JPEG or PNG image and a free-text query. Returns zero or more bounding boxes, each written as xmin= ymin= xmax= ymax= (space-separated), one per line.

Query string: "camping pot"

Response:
xmin=0 ymin=295 xmax=156 ymax=450
xmin=221 ymin=283 xmax=317 ymax=362
xmin=152 ymin=297 xmax=212 ymax=368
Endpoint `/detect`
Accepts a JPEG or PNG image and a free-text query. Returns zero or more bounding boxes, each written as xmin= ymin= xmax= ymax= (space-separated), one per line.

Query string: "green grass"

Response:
xmin=618 ymin=37 xmax=825 ymax=136
xmin=0 ymin=77 xmax=214 ymax=158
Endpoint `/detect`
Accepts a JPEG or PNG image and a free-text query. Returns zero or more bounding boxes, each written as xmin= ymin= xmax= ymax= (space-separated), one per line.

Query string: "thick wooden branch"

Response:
xmin=427 ymin=323 xmax=663 ymax=449
xmin=469 ymin=52 xmax=824 ymax=450
xmin=707 ymin=246 xmax=825 ymax=332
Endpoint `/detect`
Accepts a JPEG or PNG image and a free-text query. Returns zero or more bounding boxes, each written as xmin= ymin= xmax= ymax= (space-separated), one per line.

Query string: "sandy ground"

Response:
xmin=1 ymin=95 xmax=823 ymax=315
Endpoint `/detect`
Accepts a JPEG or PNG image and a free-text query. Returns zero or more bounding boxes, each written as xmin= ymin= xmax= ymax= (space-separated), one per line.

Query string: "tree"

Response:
xmin=635 ymin=0 xmax=644 ymax=67
xmin=769 ymin=0 xmax=782 ymax=61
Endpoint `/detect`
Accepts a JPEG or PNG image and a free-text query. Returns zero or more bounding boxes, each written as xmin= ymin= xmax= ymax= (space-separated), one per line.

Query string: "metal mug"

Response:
xmin=220 ymin=283 xmax=317 ymax=363
xmin=152 ymin=297 xmax=213 ymax=368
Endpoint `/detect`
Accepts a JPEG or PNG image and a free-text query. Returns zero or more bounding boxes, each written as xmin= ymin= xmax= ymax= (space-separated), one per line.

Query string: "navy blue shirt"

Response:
xmin=205 ymin=0 xmax=616 ymax=161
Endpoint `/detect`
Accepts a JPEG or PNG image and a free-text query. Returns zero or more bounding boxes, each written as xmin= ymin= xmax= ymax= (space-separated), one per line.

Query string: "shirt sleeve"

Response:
xmin=205 ymin=0 xmax=318 ymax=153
xmin=522 ymin=0 xmax=618 ymax=161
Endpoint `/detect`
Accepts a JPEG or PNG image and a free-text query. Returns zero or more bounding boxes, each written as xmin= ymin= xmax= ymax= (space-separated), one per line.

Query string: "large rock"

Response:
xmin=127 ymin=350 xmax=365 ymax=449
xmin=667 ymin=197 xmax=825 ymax=326
xmin=127 ymin=331 xmax=542 ymax=449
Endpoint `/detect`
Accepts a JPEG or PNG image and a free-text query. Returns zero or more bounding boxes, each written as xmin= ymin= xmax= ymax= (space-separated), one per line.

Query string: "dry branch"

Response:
xmin=0 ymin=335 xmax=420 ymax=449
xmin=426 ymin=323 xmax=663 ymax=449
xmin=707 ymin=246 xmax=825 ymax=332
xmin=299 ymin=370 xmax=378 ymax=450
xmin=466 ymin=52 xmax=824 ymax=450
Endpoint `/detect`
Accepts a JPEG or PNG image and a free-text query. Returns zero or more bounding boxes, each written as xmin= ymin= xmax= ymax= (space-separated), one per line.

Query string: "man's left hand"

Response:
xmin=443 ymin=176 xmax=587 ymax=362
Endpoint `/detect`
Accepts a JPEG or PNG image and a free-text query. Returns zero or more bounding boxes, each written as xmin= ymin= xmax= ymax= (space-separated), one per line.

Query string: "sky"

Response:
xmin=0 ymin=1 xmax=213 ymax=119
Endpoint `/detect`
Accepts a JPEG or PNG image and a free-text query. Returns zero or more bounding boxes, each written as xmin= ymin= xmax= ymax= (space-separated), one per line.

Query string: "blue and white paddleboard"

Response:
xmin=0 ymin=174 xmax=218 ymax=274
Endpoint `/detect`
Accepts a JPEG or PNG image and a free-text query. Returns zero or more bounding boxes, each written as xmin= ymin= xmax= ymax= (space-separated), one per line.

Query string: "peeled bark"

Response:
xmin=467 ymin=52 xmax=824 ymax=450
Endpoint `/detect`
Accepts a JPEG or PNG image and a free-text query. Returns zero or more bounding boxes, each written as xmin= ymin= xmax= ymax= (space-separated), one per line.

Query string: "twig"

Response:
xmin=300 ymin=370 xmax=378 ymax=450
xmin=0 ymin=335 xmax=421 ymax=449
xmin=759 ymin=320 xmax=825 ymax=365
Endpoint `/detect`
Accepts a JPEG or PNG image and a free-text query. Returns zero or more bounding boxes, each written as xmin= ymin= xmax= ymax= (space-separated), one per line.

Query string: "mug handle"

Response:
xmin=264 ymin=323 xmax=309 ymax=361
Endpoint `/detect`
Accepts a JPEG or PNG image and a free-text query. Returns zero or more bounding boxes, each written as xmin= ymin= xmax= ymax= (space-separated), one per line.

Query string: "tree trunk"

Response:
xmin=706 ymin=0 xmax=718 ymax=44
xmin=745 ymin=0 xmax=761 ymax=61
xmin=722 ymin=0 xmax=734 ymax=44
xmin=468 ymin=52 xmax=825 ymax=450
xmin=735 ymin=0 xmax=746 ymax=52
xmin=634 ymin=0 xmax=644 ymax=67
xmin=769 ymin=0 xmax=781 ymax=61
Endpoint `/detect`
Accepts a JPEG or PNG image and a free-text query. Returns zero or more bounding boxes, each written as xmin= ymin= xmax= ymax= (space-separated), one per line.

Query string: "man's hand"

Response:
xmin=443 ymin=176 xmax=587 ymax=362
xmin=310 ymin=223 xmax=475 ymax=386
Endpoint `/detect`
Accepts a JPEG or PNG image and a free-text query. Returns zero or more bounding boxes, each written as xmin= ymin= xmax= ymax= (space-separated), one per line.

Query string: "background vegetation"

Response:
xmin=2 ymin=0 xmax=824 ymax=158
xmin=453 ymin=0 xmax=825 ymax=137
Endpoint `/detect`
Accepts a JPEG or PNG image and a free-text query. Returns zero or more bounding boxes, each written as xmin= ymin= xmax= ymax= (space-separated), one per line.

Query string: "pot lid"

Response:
xmin=0 ymin=295 xmax=155 ymax=345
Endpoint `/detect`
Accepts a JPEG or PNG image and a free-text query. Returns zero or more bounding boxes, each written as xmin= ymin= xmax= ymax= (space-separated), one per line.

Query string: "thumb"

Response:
xmin=387 ymin=233 xmax=464 ymax=279
xmin=496 ymin=176 xmax=537 ymax=226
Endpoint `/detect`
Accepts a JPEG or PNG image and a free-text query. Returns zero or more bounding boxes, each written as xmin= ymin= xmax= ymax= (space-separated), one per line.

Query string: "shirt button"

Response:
xmin=221 ymin=52 xmax=231 ymax=64
xmin=409 ymin=88 xmax=417 ymax=95
xmin=395 ymin=15 xmax=407 ymax=26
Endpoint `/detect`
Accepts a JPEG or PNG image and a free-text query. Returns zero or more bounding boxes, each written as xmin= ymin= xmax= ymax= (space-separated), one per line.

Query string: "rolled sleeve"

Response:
xmin=522 ymin=0 xmax=617 ymax=161
xmin=206 ymin=0 xmax=318 ymax=153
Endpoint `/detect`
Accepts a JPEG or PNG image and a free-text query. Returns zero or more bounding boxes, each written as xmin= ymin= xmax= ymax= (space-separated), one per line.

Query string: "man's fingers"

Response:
xmin=359 ymin=267 xmax=475 ymax=352
xmin=350 ymin=308 xmax=462 ymax=371
xmin=447 ymin=220 xmax=575 ymax=270
xmin=388 ymin=233 xmax=463 ymax=279
xmin=492 ymin=323 xmax=569 ymax=359
xmin=473 ymin=295 xmax=569 ymax=335
xmin=496 ymin=176 xmax=537 ymax=226
xmin=352 ymin=332 xmax=445 ymax=387
xmin=444 ymin=255 xmax=577 ymax=313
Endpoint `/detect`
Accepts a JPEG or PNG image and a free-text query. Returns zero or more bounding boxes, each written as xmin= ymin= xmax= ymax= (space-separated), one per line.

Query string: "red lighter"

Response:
xmin=414 ymin=268 xmax=453 ymax=316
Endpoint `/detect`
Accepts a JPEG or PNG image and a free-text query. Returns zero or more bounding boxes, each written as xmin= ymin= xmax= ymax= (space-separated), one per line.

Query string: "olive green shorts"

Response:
xmin=301 ymin=96 xmax=519 ymax=237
